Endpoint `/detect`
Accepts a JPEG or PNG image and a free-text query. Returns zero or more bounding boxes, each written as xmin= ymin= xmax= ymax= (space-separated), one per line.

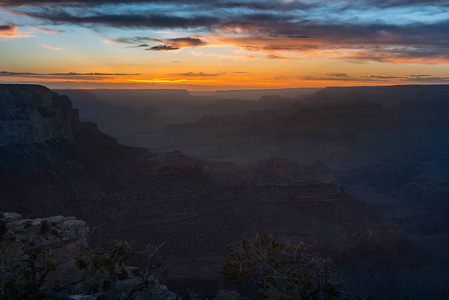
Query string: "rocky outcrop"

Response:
xmin=0 ymin=212 xmax=181 ymax=299
xmin=1 ymin=212 xmax=88 ymax=246
xmin=0 ymin=212 xmax=89 ymax=288
xmin=0 ymin=84 xmax=79 ymax=146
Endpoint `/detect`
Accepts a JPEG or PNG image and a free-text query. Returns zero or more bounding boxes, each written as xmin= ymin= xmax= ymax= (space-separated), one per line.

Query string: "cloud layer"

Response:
xmin=2 ymin=0 xmax=449 ymax=8
xmin=0 ymin=71 xmax=141 ymax=81
xmin=2 ymin=0 xmax=449 ymax=63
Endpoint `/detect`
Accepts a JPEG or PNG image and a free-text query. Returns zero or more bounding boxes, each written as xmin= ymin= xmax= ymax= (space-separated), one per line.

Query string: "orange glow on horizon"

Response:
xmin=1 ymin=72 xmax=436 ymax=91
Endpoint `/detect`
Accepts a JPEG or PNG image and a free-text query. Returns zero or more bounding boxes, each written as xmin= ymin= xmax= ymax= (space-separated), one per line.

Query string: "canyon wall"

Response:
xmin=0 ymin=84 xmax=79 ymax=146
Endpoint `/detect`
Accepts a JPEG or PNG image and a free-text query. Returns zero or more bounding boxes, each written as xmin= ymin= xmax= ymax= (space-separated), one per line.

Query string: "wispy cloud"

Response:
xmin=32 ymin=26 xmax=65 ymax=34
xmin=288 ymin=72 xmax=449 ymax=83
xmin=266 ymin=54 xmax=293 ymax=60
xmin=326 ymin=73 xmax=449 ymax=82
xmin=0 ymin=71 xmax=141 ymax=81
xmin=173 ymin=72 xmax=222 ymax=77
xmin=405 ymin=76 xmax=449 ymax=82
xmin=362 ymin=75 xmax=405 ymax=79
xmin=327 ymin=73 xmax=348 ymax=78
xmin=0 ymin=71 xmax=140 ymax=75
xmin=39 ymin=44 xmax=63 ymax=50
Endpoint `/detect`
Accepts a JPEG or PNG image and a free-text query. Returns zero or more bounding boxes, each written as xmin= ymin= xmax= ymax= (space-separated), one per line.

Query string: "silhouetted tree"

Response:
xmin=0 ymin=239 xmax=73 ymax=299
xmin=75 ymin=240 xmax=165 ymax=300
xmin=221 ymin=236 xmax=341 ymax=300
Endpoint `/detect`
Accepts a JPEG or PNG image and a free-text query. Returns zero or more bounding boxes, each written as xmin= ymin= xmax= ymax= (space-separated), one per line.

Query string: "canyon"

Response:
xmin=2 ymin=84 xmax=449 ymax=299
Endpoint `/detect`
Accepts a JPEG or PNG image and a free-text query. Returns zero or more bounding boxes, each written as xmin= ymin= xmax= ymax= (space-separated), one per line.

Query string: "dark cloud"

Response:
xmin=362 ymin=0 xmax=449 ymax=8
xmin=215 ymin=1 xmax=311 ymax=11
xmin=405 ymin=75 xmax=449 ymax=82
xmin=51 ymin=72 xmax=141 ymax=75
xmin=0 ymin=71 xmax=140 ymax=76
xmin=266 ymin=54 xmax=291 ymax=60
xmin=300 ymin=75 xmax=356 ymax=81
xmin=0 ymin=71 xmax=141 ymax=81
xmin=361 ymin=74 xmax=449 ymax=82
xmin=4 ymin=0 xmax=449 ymax=63
xmin=216 ymin=19 xmax=449 ymax=63
xmin=300 ymin=73 xmax=449 ymax=82
xmin=0 ymin=0 xmax=196 ymax=7
xmin=0 ymin=24 xmax=33 ymax=38
xmin=0 ymin=0 xmax=313 ymax=9
xmin=327 ymin=73 xmax=348 ymax=78
xmin=0 ymin=71 xmax=37 ymax=76
xmin=341 ymin=43 xmax=449 ymax=63
xmin=167 ymin=37 xmax=206 ymax=46
xmin=175 ymin=72 xmax=221 ymax=77
xmin=0 ymin=24 xmax=15 ymax=31
xmin=362 ymin=75 xmax=405 ymax=79
xmin=11 ymin=1 xmax=449 ymax=44
xmin=269 ymin=35 xmax=312 ymax=39
xmin=19 ymin=8 xmax=300 ymax=32
xmin=112 ymin=36 xmax=207 ymax=51
xmin=2 ymin=0 xmax=449 ymax=8
xmin=99 ymin=17 xmax=449 ymax=62
xmin=245 ymin=13 xmax=295 ymax=22
xmin=147 ymin=45 xmax=180 ymax=51
xmin=242 ymin=46 xmax=260 ymax=51
xmin=22 ymin=9 xmax=218 ymax=29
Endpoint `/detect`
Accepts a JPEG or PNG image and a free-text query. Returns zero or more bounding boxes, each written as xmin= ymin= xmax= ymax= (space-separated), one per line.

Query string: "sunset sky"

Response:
xmin=1 ymin=0 xmax=449 ymax=90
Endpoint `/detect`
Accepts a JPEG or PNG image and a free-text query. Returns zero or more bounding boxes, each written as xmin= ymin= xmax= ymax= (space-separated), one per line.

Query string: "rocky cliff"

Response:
xmin=0 ymin=84 xmax=79 ymax=146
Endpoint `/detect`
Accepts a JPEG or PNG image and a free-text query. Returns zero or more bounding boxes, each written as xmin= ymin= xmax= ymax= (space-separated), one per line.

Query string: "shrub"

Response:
xmin=221 ymin=236 xmax=341 ymax=300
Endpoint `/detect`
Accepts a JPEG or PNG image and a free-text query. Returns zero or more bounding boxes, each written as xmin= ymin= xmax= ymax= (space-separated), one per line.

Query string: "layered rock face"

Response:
xmin=0 ymin=84 xmax=79 ymax=146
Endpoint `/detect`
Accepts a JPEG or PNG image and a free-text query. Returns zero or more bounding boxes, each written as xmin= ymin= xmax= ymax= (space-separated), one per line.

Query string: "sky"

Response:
xmin=1 ymin=0 xmax=449 ymax=90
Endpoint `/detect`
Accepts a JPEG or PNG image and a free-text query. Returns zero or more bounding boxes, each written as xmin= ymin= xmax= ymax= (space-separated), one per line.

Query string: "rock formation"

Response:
xmin=0 ymin=212 xmax=88 ymax=293
xmin=0 ymin=84 xmax=79 ymax=146
xmin=0 ymin=212 xmax=180 ymax=299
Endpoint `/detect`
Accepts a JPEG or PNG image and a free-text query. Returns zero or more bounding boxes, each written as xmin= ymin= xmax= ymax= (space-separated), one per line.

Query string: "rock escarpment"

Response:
xmin=0 ymin=84 xmax=79 ymax=146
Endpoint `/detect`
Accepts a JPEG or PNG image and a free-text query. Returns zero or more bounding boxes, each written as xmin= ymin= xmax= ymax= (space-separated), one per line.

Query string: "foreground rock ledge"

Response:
xmin=0 ymin=212 xmax=180 ymax=300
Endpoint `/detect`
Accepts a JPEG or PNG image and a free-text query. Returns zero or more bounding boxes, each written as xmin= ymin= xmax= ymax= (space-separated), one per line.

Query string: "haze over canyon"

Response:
xmin=1 ymin=83 xmax=449 ymax=299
